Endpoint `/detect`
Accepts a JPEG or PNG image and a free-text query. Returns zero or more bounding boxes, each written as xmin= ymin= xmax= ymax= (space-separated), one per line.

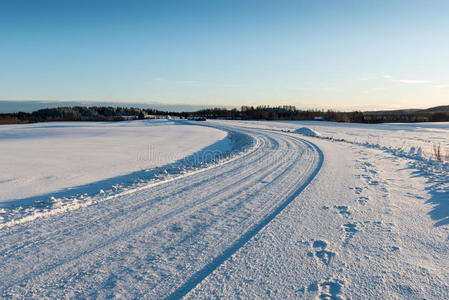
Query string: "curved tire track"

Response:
xmin=167 ymin=138 xmax=323 ymax=299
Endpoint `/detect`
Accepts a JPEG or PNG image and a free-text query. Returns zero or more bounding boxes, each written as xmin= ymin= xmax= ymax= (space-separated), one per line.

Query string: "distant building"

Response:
xmin=146 ymin=115 xmax=167 ymax=119
xmin=122 ymin=116 xmax=138 ymax=120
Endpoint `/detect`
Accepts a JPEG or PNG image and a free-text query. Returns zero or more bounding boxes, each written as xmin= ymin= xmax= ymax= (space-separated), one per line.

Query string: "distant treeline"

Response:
xmin=191 ymin=105 xmax=449 ymax=123
xmin=1 ymin=105 xmax=449 ymax=124
xmin=0 ymin=106 xmax=181 ymax=124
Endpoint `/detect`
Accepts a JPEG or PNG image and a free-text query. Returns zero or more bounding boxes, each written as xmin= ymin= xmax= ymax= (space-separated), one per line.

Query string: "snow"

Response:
xmin=228 ymin=120 xmax=449 ymax=160
xmin=0 ymin=120 xmax=230 ymax=205
xmin=294 ymin=127 xmax=321 ymax=137
xmin=187 ymin=124 xmax=449 ymax=299
xmin=0 ymin=119 xmax=448 ymax=299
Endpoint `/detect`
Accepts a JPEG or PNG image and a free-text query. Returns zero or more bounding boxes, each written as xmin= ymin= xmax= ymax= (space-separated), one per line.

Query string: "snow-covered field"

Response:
xmin=0 ymin=119 xmax=448 ymax=298
xmin=0 ymin=120 xmax=232 ymax=204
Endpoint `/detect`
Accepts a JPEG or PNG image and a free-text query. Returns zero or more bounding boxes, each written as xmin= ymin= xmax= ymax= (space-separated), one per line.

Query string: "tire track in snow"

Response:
xmin=167 ymin=138 xmax=323 ymax=300
xmin=1 ymin=130 xmax=270 ymax=276
xmin=0 ymin=134 xmax=294 ymax=282
xmin=4 ymin=134 xmax=298 ymax=289
xmin=0 ymin=134 xmax=274 ymax=258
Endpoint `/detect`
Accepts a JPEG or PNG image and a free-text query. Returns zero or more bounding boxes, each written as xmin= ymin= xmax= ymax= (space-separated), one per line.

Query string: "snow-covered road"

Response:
xmin=1 ymin=120 xmax=448 ymax=299
xmin=0 ymin=124 xmax=323 ymax=298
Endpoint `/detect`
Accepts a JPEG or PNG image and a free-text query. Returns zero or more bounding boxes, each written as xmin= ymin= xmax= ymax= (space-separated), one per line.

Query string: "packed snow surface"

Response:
xmin=0 ymin=119 xmax=448 ymax=299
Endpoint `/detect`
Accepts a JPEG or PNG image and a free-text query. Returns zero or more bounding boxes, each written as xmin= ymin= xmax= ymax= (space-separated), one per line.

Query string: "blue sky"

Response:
xmin=1 ymin=0 xmax=448 ymax=110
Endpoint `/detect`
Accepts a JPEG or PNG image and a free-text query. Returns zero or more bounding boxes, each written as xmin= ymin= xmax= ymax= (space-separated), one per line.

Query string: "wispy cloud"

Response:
xmin=380 ymin=74 xmax=432 ymax=84
xmin=391 ymin=79 xmax=432 ymax=84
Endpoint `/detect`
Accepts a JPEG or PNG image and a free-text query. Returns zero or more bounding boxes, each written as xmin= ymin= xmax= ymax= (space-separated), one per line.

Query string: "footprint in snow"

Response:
xmin=361 ymin=174 xmax=371 ymax=180
xmin=309 ymin=240 xmax=336 ymax=266
xmin=350 ymin=186 xmax=363 ymax=195
xmin=357 ymin=196 xmax=369 ymax=205
xmin=342 ymin=222 xmax=358 ymax=243
xmin=391 ymin=246 xmax=400 ymax=251
xmin=169 ymin=223 xmax=183 ymax=233
xmin=306 ymin=277 xmax=346 ymax=300
xmin=334 ymin=205 xmax=350 ymax=217
xmin=361 ymin=161 xmax=373 ymax=168
xmin=368 ymin=179 xmax=379 ymax=186
xmin=358 ymin=173 xmax=380 ymax=186
xmin=370 ymin=220 xmax=395 ymax=233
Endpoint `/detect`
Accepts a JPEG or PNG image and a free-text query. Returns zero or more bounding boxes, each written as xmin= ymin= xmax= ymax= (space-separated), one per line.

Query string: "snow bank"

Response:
xmin=294 ymin=127 xmax=321 ymax=137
